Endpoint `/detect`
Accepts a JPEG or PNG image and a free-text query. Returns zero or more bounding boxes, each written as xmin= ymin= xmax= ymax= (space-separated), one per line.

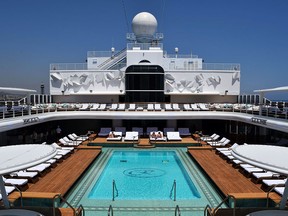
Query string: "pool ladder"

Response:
xmin=108 ymin=205 xmax=114 ymax=216
xmin=170 ymin=180 xmax=177 ymax=201
xmin=112 ymin=180 xmax=119 ymax=201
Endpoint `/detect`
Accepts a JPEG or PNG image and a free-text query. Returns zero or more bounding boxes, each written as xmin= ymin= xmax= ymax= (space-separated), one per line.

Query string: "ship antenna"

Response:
xmin=122 ymin=0 xmax=130 ymax=32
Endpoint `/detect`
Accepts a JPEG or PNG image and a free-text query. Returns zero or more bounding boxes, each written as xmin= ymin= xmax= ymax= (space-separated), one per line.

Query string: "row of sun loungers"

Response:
xmin=215 ymin=143 xmax=287 ymax=197
xmin=0 ymin=133 xmax=83 ymax=201
xmin=74 ymin=103 xmax=213 ymax=111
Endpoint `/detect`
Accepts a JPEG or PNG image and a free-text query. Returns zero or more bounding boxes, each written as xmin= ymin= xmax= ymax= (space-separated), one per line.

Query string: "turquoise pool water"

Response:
xmin=65 ymin=148 xmax=225 ymax=216
xmin=88 ymin=151 xmax=200 ymax=200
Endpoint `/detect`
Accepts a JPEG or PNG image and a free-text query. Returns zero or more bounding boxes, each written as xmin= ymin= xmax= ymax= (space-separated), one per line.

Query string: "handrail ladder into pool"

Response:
xmin=169 ymin=179 xmax=177 ymax=201
xmin=108 ymin=205 xmax=114 ymax=216
xmin=204 ymin=194 xmax=236 ymax=216
xmin=52 ymin=194 xmax=84 ymax=216
xmin=174 ymin=204 xmax=181 ymax=216
xmin=112 ymin=179 xmax=118 ymax=201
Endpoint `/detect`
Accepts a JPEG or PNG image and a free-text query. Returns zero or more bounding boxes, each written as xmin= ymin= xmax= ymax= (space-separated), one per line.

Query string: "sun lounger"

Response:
xmin=199 ymin=103 xmax=209 ymax=111
xmin=117 ymin=104 xmax=126 ymax=111
xmin=178 ymin=128 xmax=191 ymax=136
xmin=26 ymin=163 xmax=51 ymax=174
xmin=79 ymin=103 xmax=90 ymax=111
xmin=149 ymin=131 xmax=166 ymax=141
xmin=128 ymin=104 xmax=136 ymax=111
xmin=200 ymin=133 xmax=217 ymax=141
xmin=98 ymin=103 xmax=107 ymax=110
xmin=172 ymin=104 xmax=180 ymax=111
xmin=0 ymin=186 xmax=15 ymax=200
xmin=90 ymin=103 xmax=99 ymax=111
xmin=2 ymin=176 xmax=28 ymax=187
xmin=147 ymin=104 xmax=154 ymax=111
xmin=146 ymin=127 xmax=158 ymax=136
xmin=274 ymin=187 xmax=285 ymax=196
xmin=98 ymin=127 xmax=112 ymax=137
xmin=10 ymin=171 xmax=39 ymax=183
xmin=124 ymin=131 xmax=139 ymax=141
xmin=165 ymin=104 xmax=173 ymax=111
xmin=155 ymin=104 xmax=162 ymax=111
xmin=262 ymin=179 xmax=287 ymax=187
xmin=115 ymin=127 xmax=126 ymax=136
xmin=209 ymin=139 xmax=230 ymax=147
xmin=183 ymin=104 xmax=192 ymax=111
xmin=62 ymin=136 xmax=81 ymax=145
xmin=216 ymin=143 xmax=238 ymax=153
xmin=191 ymin=104 xmax=200 ymax=111
xmin=242 ymin=167 xmax=265 ymax=177
xmin=107 ymin=131 xmax=122 ymax=141
xmin=132 ymin=127 xmax=143 ymax=136
xmin=252 ymin=171 xmax=281 ymax=183
xmin=202 ymin=134 xmax=220 ymax=142
xmin=167 ymin=131 xmax=182 ymax=141
xmin=109 ymin=103 xmax=118 ymax=110
xmin=136 ymin=105 xmax=144 ymax=111
xmin=163 ymin=128 xmax=175 ymax=136
xmin=71 ymin=133 xmax=88 ymax=141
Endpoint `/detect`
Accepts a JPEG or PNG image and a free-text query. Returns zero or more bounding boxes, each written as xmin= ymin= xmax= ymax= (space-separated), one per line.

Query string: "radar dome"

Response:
xmin=132 ymin=12 xmax=157 ymax=43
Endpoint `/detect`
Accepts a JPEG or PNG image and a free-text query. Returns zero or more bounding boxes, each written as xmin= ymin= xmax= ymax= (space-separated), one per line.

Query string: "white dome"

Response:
xmin=132 ymin=12 xmax=157 ymax=42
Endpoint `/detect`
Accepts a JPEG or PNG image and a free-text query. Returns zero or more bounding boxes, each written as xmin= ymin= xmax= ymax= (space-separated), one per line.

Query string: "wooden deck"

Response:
xmin=25 ymin=147 xmax=101 ymax=194
xmin=187 ymin=147 xmax=281 ymax=203
xmin=88 ymin=136 xmax=200 ymax=147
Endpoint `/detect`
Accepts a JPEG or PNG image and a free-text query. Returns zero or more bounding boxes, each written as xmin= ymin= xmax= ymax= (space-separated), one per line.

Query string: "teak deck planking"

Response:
xmin=24 ymin=148 xmax=101 ymax=195
xmin=188 ymin=148 xmax=281 ymax=202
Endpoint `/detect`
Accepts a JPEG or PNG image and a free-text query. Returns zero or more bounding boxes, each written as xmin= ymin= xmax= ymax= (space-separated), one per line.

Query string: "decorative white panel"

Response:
xmin=50 ymin=70 xmax=125 ymax=95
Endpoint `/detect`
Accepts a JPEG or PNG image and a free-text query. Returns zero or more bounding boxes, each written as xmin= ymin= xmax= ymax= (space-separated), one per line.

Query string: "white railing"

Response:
xmin=127 ymin=43 xmax=163 ymax=50
xmin=50 ymin=63 xmax=87 ymax=71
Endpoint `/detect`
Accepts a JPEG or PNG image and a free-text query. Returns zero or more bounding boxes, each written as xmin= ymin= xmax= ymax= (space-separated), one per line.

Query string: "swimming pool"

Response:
xmin=88 ymin=151 xmax=200 ymax=200
xmin=65 ymin=148 xmax=225 ymax=216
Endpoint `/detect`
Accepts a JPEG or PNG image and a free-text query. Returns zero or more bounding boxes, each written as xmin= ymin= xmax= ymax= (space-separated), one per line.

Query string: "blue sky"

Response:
xmin=0 ymin=0 xmax=288 ymax=99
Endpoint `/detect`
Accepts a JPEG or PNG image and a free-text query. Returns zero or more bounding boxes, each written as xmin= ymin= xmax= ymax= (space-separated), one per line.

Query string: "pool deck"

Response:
xmin=7 ymin=146 xmax=102 ymax=215
xmin=187 ymin=147 xmax=282 ymax=204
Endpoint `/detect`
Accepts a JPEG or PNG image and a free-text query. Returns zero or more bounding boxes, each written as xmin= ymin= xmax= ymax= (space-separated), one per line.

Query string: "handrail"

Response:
xmin=169 ymin=180 xmax=176 ymax=201
xmin=267 ymin=183 xmax=283 ymax=208
xmin=13 ymin=185 xmax=23 ymax=207
xmin=108 ymin=205 xmax=114 ymax=216
xmin=175 ymin=205 xmax=181 ymax=216
xmin=53 ymin=194 xmax=84 ymax=216
xmin=204 ymin=204 xmax=212 ymax=216
xmin=205 ymin=194 xmax=236 ymax=216
xmin=112 ymin=180 xmax=118 ymax=201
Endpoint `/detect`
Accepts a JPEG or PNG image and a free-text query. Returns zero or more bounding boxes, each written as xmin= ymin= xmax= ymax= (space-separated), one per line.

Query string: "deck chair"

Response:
xmin=274 ymin=187 xmax=285 ymax=195
xmin=178 ymin=128 xmax=191 ymax=136
xmin=252 ymin=171 xmax=281 ymax=183
xmin=262 ymin=179 xmax=287 ymax=187
xmin=146 ymin=127 xmax=158 ymax=136
xmin=90 ymin=103 xmax=99 ymax=111
xmin=199 ymin=103 xmax=209 ymax=111
xmin=163 ymin=128 xmax=175 ymax=136
xmin=172 ymin=104 xmax=180 ymax=111
xmin=98 ymin=104 xmax=107 ymax=110
xmin=147 ymin=104 xmax=154 ymax=111
xmin=124 ymin=131 xmax=139 ymax=141
xmin=132 ymin=127 xmax=143 ymax=136
xmin=79 ymin=104 xmax=90 ymax=111
xmin=183 ymin=104 xmax=192 ymax=111
xmin=109 ymin=104 xmax=118 ymax=110
xmin=167 ymin=131 xmax=182 ymax=141
xmin=115 ymin=127 xmax=126 ymax=136
xmin=154 ymin=104 xmax=162 ymax=111
xmin=191 ymin=104 xmax=200 ymax=111
xmin=128 ymin=104 xmax=136 ymax=111
xmin=0 ymin=186 xmax=15 ymax=200
xmin=2 ymin=176 xmax=28 ymax=187
xmin=165 ymin=104 xmax=173 ymax=111
xmin=98 ymin=127 xmax=111 ymax=137
xmin=107 ymin=131 xmax=122 ymax=141
xmin=117 ymin=104 xmax=126 ymax=111
xmin=149 ymin=131 xmax=166 ymax=141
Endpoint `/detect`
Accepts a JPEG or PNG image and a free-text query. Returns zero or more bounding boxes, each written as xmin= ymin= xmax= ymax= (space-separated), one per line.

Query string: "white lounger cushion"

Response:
xmin=149 ymin=131 xmax=166 ymax=141
xmin=262 ymin=179 xmax=287 ymax=187
xmin=124 ymin=131 xmax=139 ymax=141
xmin=10 ymin=171 xmax=38 ymax=178
xmin=167 ymin=132 xmax=182 ymax=141
xmin=2 ymin=177 xmax=28 ymax=186
xmin=107 ymin=132 xmax=122 ymax=141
